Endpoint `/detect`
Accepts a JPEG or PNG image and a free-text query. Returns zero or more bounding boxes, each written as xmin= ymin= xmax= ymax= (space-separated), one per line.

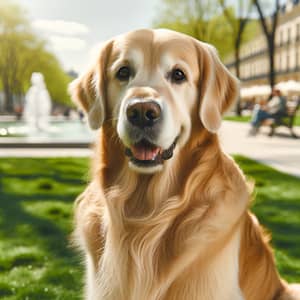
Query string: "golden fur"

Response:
xmin=70 ymin=29 xmax=300 ymax=300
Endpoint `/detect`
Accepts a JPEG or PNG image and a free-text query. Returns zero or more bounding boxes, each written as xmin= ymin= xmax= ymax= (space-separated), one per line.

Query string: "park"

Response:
xmin=0 ymin=0 xmax=300 ymax=299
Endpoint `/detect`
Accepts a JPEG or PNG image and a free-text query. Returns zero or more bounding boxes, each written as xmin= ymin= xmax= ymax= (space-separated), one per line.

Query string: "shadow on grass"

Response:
xmin=0 ymin=156 xmax=299 ymax=298
xmin=234 ymin=155 xmax=300 ymax=282
xmin=0 ymin=158 xmax=89 ymax=300
xmin=0 ymin=192 xmax=74 ymax=256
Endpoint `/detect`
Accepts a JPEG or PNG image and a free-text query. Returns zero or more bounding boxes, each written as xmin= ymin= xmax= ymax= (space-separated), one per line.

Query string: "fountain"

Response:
xmin=0 ymin=72 xmax=95 ymax=147
xmin=23 ymin=72 xmax=51 ymax=132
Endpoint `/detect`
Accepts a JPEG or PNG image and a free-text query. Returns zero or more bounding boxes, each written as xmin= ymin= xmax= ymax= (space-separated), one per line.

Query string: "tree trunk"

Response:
xmin=234 ymin=41 xmax=242 ymax=115
xmin=268 ymin=38 xmax=276 ymax=89
xmin=234 ymin=49 xmax=240 ymax=79
xmin=253 ymin=0 xmax=279 ymax=91
xmin=3 ymin=83 xmax=14 ymax=113
xmin=234 ymin=40 xmax=241 ymax=79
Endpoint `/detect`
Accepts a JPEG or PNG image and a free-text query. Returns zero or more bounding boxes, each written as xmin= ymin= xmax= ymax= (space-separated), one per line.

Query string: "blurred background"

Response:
xmin=0 ymin=1 xmax=299 ymax=299
xmin=0 ymin=0 xmax=299 ymax=141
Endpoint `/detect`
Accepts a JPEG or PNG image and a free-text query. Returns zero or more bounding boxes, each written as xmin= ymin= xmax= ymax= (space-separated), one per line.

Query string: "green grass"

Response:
xmin=224 ymin=114 xmax=300 ymax=125
xmin=0 ymin=157 xmax=299 ymax=299
xmin=234 ymin=155 xmax=300 ymax=282
xmin=223 ymin=115 xmax=252 ymax=122
xmin=0 ymin=158 xmax=89 ymax=300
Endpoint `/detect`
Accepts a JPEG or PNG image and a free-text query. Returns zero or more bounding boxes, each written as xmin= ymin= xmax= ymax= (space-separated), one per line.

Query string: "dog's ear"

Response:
xmin=196 ymin=41 xmax=239 ymax=133
xmin=69 ymin=40 xmax=113 ymax=129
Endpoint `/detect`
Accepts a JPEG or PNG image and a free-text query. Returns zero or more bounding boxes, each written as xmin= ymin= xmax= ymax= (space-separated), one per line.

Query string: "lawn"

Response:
xmin=0 ymin=156 xmax=299 ymax=299
xmin=0 ymin=158 xmax=89 ymax=300
xmin=223 ymin=113 xmax=300 ymax=126
xmin=223 ymin=115 xmax=252 ymax=122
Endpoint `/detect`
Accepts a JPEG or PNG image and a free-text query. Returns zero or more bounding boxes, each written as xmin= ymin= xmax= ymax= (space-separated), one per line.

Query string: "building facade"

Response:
xmin=225 ymin=0 xmax=300 ymax=88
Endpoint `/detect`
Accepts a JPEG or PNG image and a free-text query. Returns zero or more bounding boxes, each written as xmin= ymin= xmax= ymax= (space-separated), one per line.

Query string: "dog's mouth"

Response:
xmin=125 ymin=138 xmax=177 ymax=167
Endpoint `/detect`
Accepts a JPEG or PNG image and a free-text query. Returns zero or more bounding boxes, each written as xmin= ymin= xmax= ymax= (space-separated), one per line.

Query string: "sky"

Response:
xmin=16 ymin=0 xmax=160 ymax=74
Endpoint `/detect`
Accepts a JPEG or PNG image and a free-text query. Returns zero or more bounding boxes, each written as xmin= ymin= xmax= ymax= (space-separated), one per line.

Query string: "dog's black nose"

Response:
xmin=126 ymin=100 xmax=161 ymax=127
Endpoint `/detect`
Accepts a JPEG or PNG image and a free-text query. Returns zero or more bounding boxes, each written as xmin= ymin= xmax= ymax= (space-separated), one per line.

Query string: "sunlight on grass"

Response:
xmin=0 ymin=157 xmax=299 ymax=299
xmin=0 ymin=158 xmax=89 ymax=300
xmin=234 ymin=155 xmax=300 ymax=282
xmin=224 ymin=114 xmax=300 ymax=126
xmin=223 ymin=115 xmax=252 ymax=122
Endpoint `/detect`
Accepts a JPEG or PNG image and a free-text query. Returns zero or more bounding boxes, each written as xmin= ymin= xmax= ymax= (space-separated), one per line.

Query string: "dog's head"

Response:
xmin=70 ymin=29 xmax=238 ymax=174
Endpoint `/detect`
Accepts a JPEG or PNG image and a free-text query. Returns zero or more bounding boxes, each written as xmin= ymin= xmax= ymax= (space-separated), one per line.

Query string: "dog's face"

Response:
xmin=70 ymin=29 xmax=238 ymax=173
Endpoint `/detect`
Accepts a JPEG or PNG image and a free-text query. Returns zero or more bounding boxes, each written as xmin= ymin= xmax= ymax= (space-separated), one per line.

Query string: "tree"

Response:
xmin=33 ymin=50 xmax=72 ymax=107
xmin=153 ymin=0 xmax=234 ymax=60
xmin=219 ymin=1 xmax=253 ymax=79
xmin=154 ymin=0 xmax=259 ymax=62
xmin=253 ymin=0 xmax=280 ymax=88
xmin=219 ymin=0 xmax=253 ymax=115
xmin=0 ymin=0 xmax=72 ymax=113
xmin=0 ymin=0 xmax=30 ymax=112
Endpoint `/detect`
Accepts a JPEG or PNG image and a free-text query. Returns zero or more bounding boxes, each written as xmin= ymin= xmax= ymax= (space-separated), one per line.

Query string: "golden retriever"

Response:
xmin=70 ymin=29 xmax=300 ymax=300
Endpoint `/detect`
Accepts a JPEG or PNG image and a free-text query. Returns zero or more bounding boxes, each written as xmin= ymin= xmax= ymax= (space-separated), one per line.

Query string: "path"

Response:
xmin=219 ymin=121 xmax=300 ymax=177
xmin=0 ymin=121 xmax=299 ymax=177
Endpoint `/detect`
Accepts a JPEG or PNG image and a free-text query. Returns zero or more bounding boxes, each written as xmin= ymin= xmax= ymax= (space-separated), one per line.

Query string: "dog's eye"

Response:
xmin=171 ymin=69 xmax=186 ymax=83
xmin=116 ymin=66 xmax=131 ymax=81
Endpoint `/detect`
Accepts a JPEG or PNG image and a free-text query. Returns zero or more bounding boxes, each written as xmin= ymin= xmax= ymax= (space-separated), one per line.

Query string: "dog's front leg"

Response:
xmin=73 ymin=184 xmax=106 ymax=300
xmin=85 ymin=254 xmax=98 ymax=300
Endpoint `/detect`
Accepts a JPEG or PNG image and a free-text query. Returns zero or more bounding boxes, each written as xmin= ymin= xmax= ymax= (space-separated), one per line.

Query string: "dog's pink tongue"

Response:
xmin=131 ymin=145 xmax=160 ymax=161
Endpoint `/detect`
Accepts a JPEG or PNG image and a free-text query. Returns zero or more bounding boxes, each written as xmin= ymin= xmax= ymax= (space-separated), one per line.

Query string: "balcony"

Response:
xmin=225 ymin=49 xmax=269 ymax=68
xmin=276 ymin=66 xmax=300 ymax=75
xmin=240 ymin=73 xmax=269 ymax=81
xmin=240 ymin=66 xmax=300 ymax=82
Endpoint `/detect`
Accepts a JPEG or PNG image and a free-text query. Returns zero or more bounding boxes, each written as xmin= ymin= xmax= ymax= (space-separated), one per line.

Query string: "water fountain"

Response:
xmin=0 ymin=72 xmax=95 ymax=147
xmin=23 ymin=72 xmax=51 ymax=132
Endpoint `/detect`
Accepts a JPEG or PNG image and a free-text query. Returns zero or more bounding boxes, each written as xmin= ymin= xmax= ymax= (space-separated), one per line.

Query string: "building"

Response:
xmin=225 ymin=0 xmax=300 ymax=89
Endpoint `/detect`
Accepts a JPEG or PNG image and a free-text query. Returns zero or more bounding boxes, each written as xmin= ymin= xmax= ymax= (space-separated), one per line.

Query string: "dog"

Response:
xmin=70 ymin=29 xmax=300 ymax=300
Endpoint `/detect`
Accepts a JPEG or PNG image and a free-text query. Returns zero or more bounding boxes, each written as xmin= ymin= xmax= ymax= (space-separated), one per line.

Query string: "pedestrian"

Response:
xmin=249 ymin=88 xmax=287 ymax=136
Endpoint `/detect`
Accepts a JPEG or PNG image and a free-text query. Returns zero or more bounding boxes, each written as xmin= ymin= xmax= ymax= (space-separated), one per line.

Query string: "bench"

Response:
xmin=263 ymin=99 xmax=300 ymax=138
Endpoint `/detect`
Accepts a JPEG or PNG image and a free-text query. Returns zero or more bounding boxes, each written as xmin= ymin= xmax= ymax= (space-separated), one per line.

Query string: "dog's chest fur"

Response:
xmin=163 ymin=228 xmax=244 ymax=300
xmin=92 ymin=208 xmax=244 ymax=300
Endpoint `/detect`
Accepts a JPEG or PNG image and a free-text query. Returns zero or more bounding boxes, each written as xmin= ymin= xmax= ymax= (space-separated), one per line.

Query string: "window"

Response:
xmin=287 ymin=27 xmax=291 ymax=44
xmin=277 ymin=54 xmax=281 ymax=71
xmin=280 ymin=30 xmax=284 ymax=46
xmin=297 ymin=23 xmax=300 ymax=41
xmin=296 ymin=48 xmax=300 ymax=68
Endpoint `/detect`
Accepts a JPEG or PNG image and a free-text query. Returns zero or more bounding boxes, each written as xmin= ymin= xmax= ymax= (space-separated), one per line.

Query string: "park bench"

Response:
xmin=262 ymin=99 xmax=300 ymax=138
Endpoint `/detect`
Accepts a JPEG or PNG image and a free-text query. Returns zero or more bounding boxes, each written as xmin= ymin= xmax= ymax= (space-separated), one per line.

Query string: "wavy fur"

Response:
xmin=71 ymin=29 xmax=300 ymax=300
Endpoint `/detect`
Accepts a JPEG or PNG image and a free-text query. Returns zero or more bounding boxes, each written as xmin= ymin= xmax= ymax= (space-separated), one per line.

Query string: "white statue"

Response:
xmin=23 ymin=72 xmax=51 ymax=131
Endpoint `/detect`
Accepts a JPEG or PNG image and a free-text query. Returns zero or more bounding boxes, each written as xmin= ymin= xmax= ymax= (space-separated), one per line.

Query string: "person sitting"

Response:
xmin=249 ymin=89 xmax=287 ymax=136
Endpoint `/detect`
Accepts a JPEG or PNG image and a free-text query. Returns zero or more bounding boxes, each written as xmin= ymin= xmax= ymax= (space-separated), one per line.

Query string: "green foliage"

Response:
xmin=242 ymin=19 xmax=260 ymax=45
xmin=0 ymin=0 xmax=28 ymax=32
xmin=153 ymin=0 xmax=232 ymax=59
xmin=219 ymin=3 xmax=260 ymax=47
xmin=153 ymin=0 xmax=259 ymax=60
xmin=0 ymin=0 xmax=72 ymax=109
xmin=24 ymin=49 xmax=73 ymax=106
xmin=0 ymin=156 xmax=299 ymax=299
